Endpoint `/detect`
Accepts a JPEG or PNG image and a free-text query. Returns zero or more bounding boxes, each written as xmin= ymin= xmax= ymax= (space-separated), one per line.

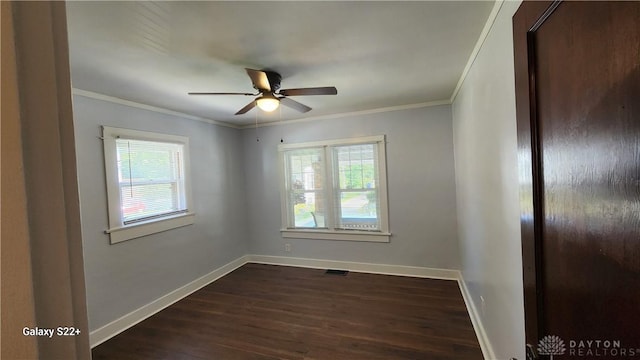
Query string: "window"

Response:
xmin=279 ymin=135 xmax=390 ymax=242
xmin=102 ymin=126 xmax=194 ymax=244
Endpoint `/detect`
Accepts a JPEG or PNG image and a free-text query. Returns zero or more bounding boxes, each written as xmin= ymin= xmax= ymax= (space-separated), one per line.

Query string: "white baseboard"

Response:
xmin=457 ymin=273 xmax=496 ymax=360
xmin=89 ymin=255 xmax=249 ymax=348
xmin=246 ymin=254 xmax=459 ymax=280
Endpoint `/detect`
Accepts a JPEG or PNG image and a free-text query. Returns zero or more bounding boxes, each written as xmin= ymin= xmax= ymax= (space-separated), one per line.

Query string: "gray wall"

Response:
xmin=451 ymin=1 xmax=525 ymax=359
xmin=73 ymin=95 xmax=248 ymax=331
xmin=242 ymin=105 xmax=460 ymax=269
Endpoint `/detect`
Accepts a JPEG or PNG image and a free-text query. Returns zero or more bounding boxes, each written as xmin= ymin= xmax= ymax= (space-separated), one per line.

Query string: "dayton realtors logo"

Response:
xmin=537 ymin=335 xmax=640 ymax=358
xmin=538 ymin=335 xmax=566 ymax=359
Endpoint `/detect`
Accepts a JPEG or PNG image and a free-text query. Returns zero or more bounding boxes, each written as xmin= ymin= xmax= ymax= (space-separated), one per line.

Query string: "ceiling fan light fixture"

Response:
xmin=187 ymin=69 xmax=336 ymax=115
xmin=256 ymin=94 xmax=280 ymax=112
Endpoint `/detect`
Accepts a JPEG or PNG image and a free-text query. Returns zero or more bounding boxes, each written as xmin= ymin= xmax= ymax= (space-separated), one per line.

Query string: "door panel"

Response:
xmin=514 ymin=1 xmax=640 ymax=357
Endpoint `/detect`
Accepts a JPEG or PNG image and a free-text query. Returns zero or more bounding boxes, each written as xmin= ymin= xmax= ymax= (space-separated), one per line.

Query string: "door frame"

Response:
xmin=1 ymin=2 xmax=91 ymax=358
xmin=512 ymin=0 xmax=558 ymax=349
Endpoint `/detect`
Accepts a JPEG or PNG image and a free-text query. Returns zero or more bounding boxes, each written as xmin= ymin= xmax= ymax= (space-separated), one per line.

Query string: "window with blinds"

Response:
xmin=284 ymin=148 xmax=326 ymax=228
xmin=333 ymin=143 xmax=379 ymax=231
xmin=116 ymin=139 xmax=186 ymax=224
xmin=103 ymin=126 xmax=194 ymax=244
xmin=279 ymin=136 xmax=389 ymax=242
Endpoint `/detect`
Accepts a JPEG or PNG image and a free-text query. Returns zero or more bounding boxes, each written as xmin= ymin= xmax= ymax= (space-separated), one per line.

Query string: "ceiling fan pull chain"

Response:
xmin=255 ymin=109 xmax=260 ymax=142
xmin=279 ymin=105 xmax=284 ymax=143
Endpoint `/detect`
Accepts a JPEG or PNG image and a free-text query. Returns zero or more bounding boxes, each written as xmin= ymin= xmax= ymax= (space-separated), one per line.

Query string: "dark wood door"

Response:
xmin=514 ymin=1 xmax=640 ymax=358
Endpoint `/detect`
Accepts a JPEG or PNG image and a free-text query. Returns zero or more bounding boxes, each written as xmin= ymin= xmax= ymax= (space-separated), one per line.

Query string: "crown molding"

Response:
xmin=71 ymin=88 xmax=241 ymax=129
xmin=239 ymin=99 xmax=451 ymax=129
xmin=450 ymin=0 xmax=505 ymax=104
xmin=73 ymin=88 xmax=450 ymax=130
xmin=73 ymin=3 xmax=502 ymax=130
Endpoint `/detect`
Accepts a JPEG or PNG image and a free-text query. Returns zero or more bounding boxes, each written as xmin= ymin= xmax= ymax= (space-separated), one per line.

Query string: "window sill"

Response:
xmin=281 ymin=229 xmax=391 ymax=242
xmin=106 ymin=212 xmax=195 ymax=244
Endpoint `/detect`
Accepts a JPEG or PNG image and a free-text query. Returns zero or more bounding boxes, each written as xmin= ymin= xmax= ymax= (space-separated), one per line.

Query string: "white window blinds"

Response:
xmin=332 ymin=143 xmax=380 ymax=231
xmin=115 ymin=138 xmax=187 ymax=225
xmin=284 ymin=148 xmax=326 ymax=228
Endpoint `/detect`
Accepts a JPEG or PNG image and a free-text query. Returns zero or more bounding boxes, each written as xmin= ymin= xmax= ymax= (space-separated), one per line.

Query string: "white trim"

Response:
xmin=246 ymin=255 xmax=458 ymax=280
xmin=457 ymin=272 xmax=496 ymax=360
xmin=278 ymin=136 xmax=390 ymax=239
xmin=107 ymin=213 xmax=195 ymax=244
xmin=449 ymin=0 xmax=505 ymax=103
xmin=281 ymin=229 xmax=391 ymax=242
xmin=102 ymin=126 xmax=195 ymax=244
xmin=89 ymin=255 xmax=249 ymax=348
xmin=277 ymin=135 xmax=385 ymax=151
xmin=72 ymin=88 xmax=240 ymax=129
xmin=72 ymin=89 xmax=451 ymax=130
xmin=103 ymin=126 xmax=191 ymax=144
xmin=240 ymin=100 xmax=451 ymax=129
xmin=375 ymin=135 xmax=390 ymax=232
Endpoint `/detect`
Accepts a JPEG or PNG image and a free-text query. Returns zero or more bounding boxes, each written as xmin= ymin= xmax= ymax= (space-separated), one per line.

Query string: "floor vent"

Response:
xmin=325 ymin=269 xmax=349 ymax=276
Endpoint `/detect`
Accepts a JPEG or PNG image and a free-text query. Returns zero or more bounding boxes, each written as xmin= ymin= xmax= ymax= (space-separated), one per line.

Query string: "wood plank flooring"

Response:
xmin=92 ymin=263 xmax=482 ymax=360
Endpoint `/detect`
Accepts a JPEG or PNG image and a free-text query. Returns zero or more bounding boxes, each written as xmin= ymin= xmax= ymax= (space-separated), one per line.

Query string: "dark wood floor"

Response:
xmin=92 ymin=263 xmax=482 ymax=360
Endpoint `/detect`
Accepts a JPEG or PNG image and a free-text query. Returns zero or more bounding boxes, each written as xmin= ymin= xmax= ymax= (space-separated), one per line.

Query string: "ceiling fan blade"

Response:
xmin=235 ymin=100 xmax=257 ymax=115
xmin=279 ymin=87 xmax=337 ymax=96
xmin=188 ymin=92 xmax=256 ymax=96
xmin=245 ymin=68 xmax=271 ymax=92
xmin=280 ymin=97 xmax=312 ymax=113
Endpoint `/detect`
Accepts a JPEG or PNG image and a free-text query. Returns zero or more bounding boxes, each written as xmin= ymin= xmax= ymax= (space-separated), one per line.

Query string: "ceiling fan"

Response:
xmin=188 ymin=68 xmax=337 ymax=115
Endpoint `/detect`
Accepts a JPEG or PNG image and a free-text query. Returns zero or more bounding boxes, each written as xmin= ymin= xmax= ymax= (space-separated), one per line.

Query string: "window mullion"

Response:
xmin=286 ymin=154 xmax=295 ymax=228
xmin=323 ymin=145 xmax=336 ymax=231
xmin=288 ymin=189 xmax=296 ymax=229
xmin=375 ymin=140 xmax=388 ymax=232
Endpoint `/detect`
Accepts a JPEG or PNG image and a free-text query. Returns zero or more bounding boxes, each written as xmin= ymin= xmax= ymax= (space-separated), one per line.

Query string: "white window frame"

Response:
xmin=278 ymin=135 xmax=390 ymax=242
xmin=102 ymin=126 xmax=195 ymax=244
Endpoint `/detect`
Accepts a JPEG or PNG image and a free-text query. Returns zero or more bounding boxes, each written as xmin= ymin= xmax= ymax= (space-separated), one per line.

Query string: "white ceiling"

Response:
xmin=66 ymin=1 xmax=494 ymax=126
